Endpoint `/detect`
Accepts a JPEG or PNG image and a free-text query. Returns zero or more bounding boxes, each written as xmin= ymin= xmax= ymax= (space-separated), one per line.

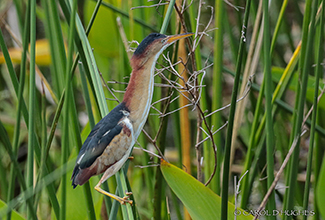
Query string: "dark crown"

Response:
xmin=133 ymin=33 xmax=167 ymax=56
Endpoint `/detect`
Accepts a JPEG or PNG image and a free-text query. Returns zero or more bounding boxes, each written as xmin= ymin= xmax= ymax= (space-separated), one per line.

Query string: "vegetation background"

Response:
xmin=0 ymin=0 xmax=324 ymax=219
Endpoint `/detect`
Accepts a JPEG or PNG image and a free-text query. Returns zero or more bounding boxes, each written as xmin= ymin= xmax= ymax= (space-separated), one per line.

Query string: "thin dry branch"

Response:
xmin=204 ymin=79 xmax=252 ymax=118
xmin=116 ymin=16 xmax=133 ymax=59
xmin=150 ymin=105 xmax=163 ymax=115
xmin=196 ymin=121 xmax=228 ymax=147
xmin=140 ymin=129 xmax=166 ymax=161
xmin=99 ymin=71 xmax=121 ymax=103
xmin=133 ymin=147 xmax=162 ymax=159
xmin=224 ymin=0 xmax=244 ymax=11
xmin=0 ymin=1 xmax=13 ymax=27
xmin=159 ymin=103 xmax=193 ymax=117
xmin=234 ymin=170 xmax=249 ymax=220
xmin=193 ymin=6 xmax=214 ymax=52
xmin=151 ymin=92 xmax=174 ymax=106
xmin=174 ymin=1 xmax=220 ymax=185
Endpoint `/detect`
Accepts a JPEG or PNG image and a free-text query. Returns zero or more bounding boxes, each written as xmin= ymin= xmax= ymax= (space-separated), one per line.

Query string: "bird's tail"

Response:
xmin=71 ymin=165 xmax=95 ymax=188
xmin=71 ymin=166 xmax=80 ymax=188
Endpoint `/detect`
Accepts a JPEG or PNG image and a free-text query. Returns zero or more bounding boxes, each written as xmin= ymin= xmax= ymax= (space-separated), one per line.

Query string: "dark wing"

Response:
xmin=71 ymin=103 xmax=129 ymax=186
xmin=77 ymin=122 xmax=123 ymax=169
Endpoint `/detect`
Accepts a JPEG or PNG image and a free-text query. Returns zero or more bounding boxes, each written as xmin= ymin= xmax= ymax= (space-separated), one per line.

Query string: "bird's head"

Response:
xmin=131 ymin=32 xmax=193 ymax=68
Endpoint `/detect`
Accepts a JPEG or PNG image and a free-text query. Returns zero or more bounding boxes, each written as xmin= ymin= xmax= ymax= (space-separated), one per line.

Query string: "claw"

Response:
xmin=125 ymin=191 xmax=133 ymax=196
xmin=121 ymin=196 xmax=133 ymax=205
xmin=119 ymin=191 xmax=133 ymax=205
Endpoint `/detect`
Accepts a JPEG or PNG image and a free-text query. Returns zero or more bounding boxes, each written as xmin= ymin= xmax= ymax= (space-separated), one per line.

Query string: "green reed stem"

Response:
xmin=27 ymin=0 xmax=37 ymax=218
xmin=302 ymin=1 xmax=324 ymax=219
xmin=6 ymin=0 xmax=30 ymax=217
xmin=262 ymin=0 xmax=276 ymax=217
xmin=284 ymin=0 xmax=316 ymax=217
xmin=59 ymin=0 xmax=76 ymax=218
xmin=221 ymin=0 xmax=251 ymax=219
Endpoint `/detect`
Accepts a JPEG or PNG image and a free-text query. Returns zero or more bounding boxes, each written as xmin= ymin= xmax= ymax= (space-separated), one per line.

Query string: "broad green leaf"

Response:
xmin=316 ymin=158 xmax=325 ymax=218
xmin=271 ymin=67 xmax=325 ymax=111
xmin=160 ymin=160 xmax=254 ymax=220
xmin=0 ymin=199 xmax=26 ymax=220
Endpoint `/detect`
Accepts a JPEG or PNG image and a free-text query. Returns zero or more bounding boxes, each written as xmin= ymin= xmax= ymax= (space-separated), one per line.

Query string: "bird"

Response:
xmin=71 ymin=32 xmax=193 ymax=205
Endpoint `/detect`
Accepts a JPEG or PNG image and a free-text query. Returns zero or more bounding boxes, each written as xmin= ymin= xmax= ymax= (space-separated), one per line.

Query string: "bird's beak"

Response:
xmin=166 ymin=32 xmax=193 ymax=44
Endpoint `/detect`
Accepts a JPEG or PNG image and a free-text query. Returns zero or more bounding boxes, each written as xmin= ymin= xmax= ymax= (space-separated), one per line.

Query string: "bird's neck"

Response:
xmin=123 ymin=57 xmax=157 ymax=138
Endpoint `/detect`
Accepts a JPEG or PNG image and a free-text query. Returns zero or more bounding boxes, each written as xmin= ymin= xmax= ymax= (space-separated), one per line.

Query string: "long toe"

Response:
xmin=125 ymin=191 xmax=133 ymax=196
xmin=122 ymin=197 xmax=133 ymax=206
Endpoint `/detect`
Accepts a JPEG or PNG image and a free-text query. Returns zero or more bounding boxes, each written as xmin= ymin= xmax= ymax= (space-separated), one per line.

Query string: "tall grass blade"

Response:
xmin=302 ymin=1 xmax=324 ymax=219
xmin=221 ymin=0 xmax=251 ymax=218
xmin=60 ymin=0 xmax=78 ymax=219
xmin=270 ymin=0 xmax=289 ymax=54
xmin=159 ymin=0 xmax=175 ymax=34
xmin=262 ymin=0 xmax=276 ymax=216
xmin=41 ymin=0 xmax=67 ymax=95
xmin=5 ymin=1 xmax=29 ymax=218
xmin=231 ymin=1 xmax=262 ymax=182
xmin=27 ymin=0 xmax=37 ymax=218
xmin=212 ymin=0 xmax=224 ymax=195
xmin=283 ymin=0 xmax=317 ymax=217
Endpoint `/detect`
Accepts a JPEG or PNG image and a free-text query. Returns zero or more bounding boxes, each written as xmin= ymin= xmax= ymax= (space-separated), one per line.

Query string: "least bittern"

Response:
xmin=71 ymin=32 xmax=193 ymax=205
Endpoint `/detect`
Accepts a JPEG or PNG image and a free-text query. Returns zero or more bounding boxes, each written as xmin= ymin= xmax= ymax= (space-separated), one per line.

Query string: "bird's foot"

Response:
xmin=95 ymin=184 xmax=133 ymax=206
xmin=121 ymin=197 xmax=133 ymax=205
xmin=128 ymin=156 xmax=134 ymax=160
xmin=121 ymin=192 xmax=133 ymax=205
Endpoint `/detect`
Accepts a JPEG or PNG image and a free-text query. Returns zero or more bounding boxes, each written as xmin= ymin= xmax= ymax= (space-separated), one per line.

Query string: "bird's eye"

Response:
xmin=161 ymin=39 xmax=167 ymax=44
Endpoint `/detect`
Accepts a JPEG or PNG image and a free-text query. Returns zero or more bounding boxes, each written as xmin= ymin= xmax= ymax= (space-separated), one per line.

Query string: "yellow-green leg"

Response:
xmin=95 ymin=183 xmax=133 ymax=205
